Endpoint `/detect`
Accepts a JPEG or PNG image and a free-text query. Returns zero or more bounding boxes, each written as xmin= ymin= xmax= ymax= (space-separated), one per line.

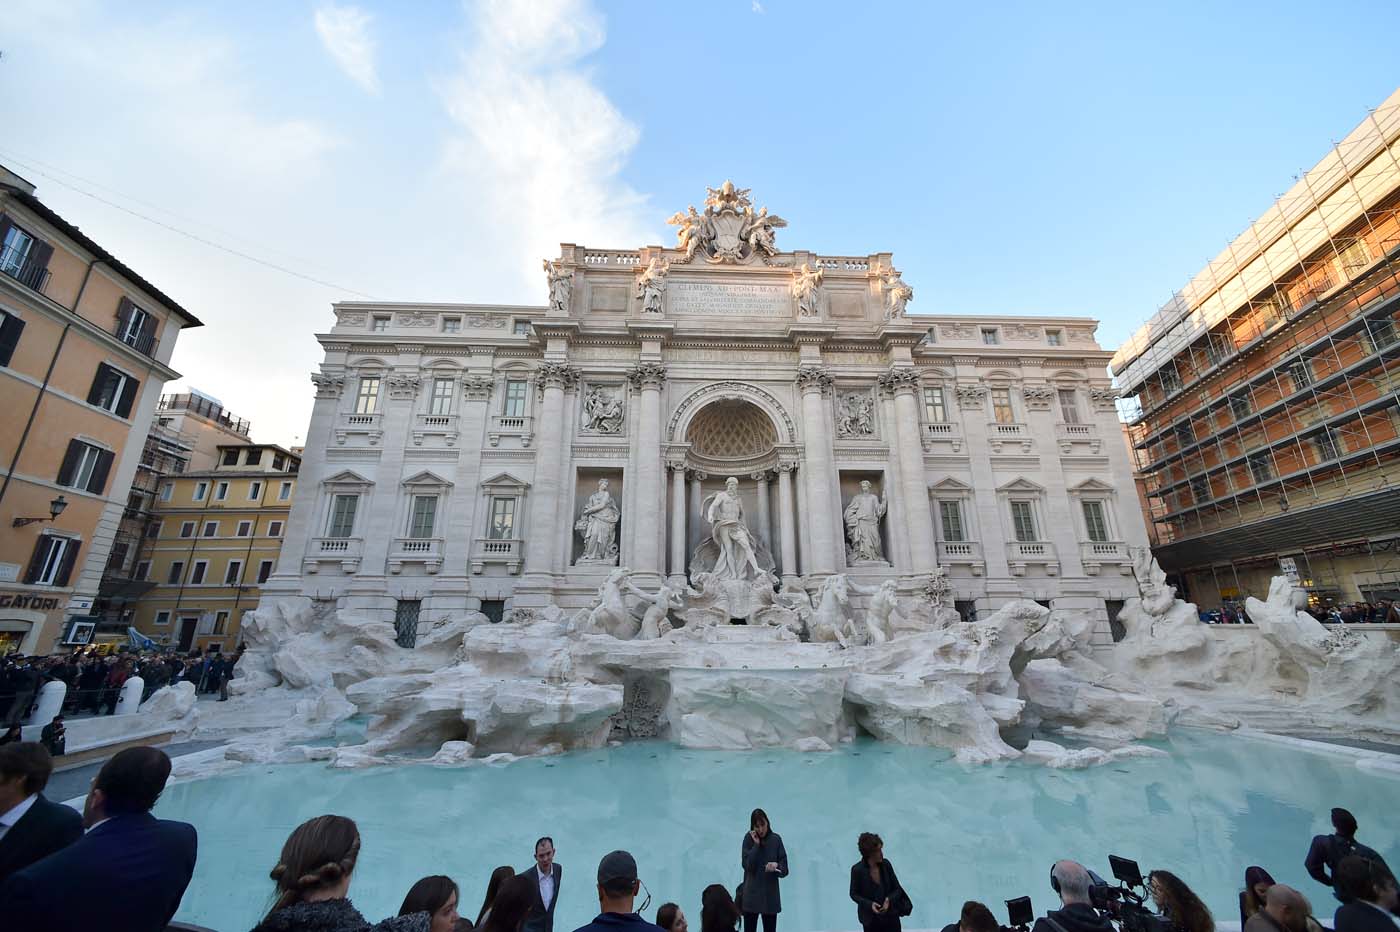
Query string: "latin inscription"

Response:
xmin=670 ymin=280 xmax=791 ymax=317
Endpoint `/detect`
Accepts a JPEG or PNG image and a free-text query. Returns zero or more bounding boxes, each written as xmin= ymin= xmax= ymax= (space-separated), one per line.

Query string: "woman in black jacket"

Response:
xmin=740 ymin=808 xmax=788 ymax=932
xmin=849 ymin=833 xmax=907 ymax=932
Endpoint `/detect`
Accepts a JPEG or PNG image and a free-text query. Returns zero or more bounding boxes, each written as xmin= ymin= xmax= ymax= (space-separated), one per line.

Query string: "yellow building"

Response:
xmin=134 ymin=443 xmax=299 ymax=652
xmin=0 ymin=165 xmax=201 ymax=654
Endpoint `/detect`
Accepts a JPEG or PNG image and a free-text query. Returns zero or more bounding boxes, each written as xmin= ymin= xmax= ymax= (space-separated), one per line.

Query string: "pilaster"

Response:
xmin=795 ymin=364 xmax=838 ymax=575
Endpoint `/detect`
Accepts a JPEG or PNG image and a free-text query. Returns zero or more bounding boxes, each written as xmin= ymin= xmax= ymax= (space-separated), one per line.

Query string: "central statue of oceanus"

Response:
xmin=689 ymin=476 xmax=776 ymax=583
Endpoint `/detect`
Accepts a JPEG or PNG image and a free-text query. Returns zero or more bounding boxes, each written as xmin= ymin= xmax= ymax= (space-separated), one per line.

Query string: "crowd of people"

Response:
xmin=0 ymin=741 xmax=1394 ymax=932
xmin=1197 ymin=600 xmax=1399 ymax=625
xmin=0 ymin=646 xmax=241 ymax=732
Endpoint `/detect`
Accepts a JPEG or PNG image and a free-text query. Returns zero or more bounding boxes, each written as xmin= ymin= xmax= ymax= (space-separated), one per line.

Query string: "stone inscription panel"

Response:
xmin=670 ymin=280 xmax=790 ymax=317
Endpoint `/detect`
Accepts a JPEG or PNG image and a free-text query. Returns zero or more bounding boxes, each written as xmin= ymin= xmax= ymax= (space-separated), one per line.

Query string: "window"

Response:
xmin=24 ymin=534 xmax=79 ymax=587
xmin=1314 ymin=428 xmax=1341 ymax=462
xmin=479 ymin=599 xmax=505 ymax=624
xmin=179 ymin=521 xmax=195 ymax=539
xmin=1057 ymin=389 xmax=1081 ymax=424
xmin=327 ymin=494 xmax=359 ymax=538
xmin=215 ymin=481 xmax=229 ymax=501
xmin=279 ymin=481 xmax=293 ymax=500
xmin=923 ymin=387 xmax=947 ymax=423
xmin=1248 ymin=453 xmax=1274 ymax=484
xmin=116 ymin=300 xmax=154 ymax=353
xmin=135 ymin=560 xmax=150 ymax=581
xmin=267 ymin=520 xmax=283 ymax=537
xmin=980 ymin=328 xmax=999 ymax=345
xmin=355 ymin=377 xmax=381 ymax=415
xmin=1288 ymin=360 xmax=1312 ymax=391
xmin=1081 ymin=501 xmax=1110 ymax=543
xmin=990 ymin=387 xmax=1015 ymax=424
xmin=248 ymin=481 xmax=262 ymax=500
xmin=1046 ymin=329 xmax=1062 ymax=346
xmin=0 ymin=309 xmax=25 ymax=367
xmin=236 ymin=520 xmax=253 ymax=537
xmin=1159 ymin=366 xmax=1182 ymax=394
xmin=0 ymin=223 xmax=48 ymax=289
xmin=167 ymin=561 xmax=185 ymax=584
xmin=190 ymin=561 xmax=207 ymax=584
xmin=955 ymin=600 xmax=978 ymax=623
xmin=222 ymin=449 xmax=240 ymax=466
xmin=409 ymin=495 xmax=438 ymax=538
xmin=1205 ymin=334 xmax=1232 ymax=366
xmin=154 ymin=610 xmax=171 ymax=626
xmin=87 ymin=364 xmax=138 ymax=417
xmin=146 ymin=520 xmax=162 ymax=539
xmin=394 ymin=600 xmax=421 ymax=648
xmin=442 ymin=317 xmax=461 ymax=333
xmin=1010 ymin=500 xmax=1038 ymax=542
xmin=489 ymin=497 xmax=516 ymax=539
xmin=1173 ymin=421 xmax=1194 ymax=445
xmin=1336 ymin=239 xmax=1372 ymax=277
xmin=159 ymin=483 xmax=173 ymax=502
xmin=503 ymin=379 xmax=527 ymax=417
xmin=1365 ymin=314 xmax=1398 ymax=350
xmin=1 ymin=225 xmax=34 ymax=275
xmin=272 ymin=454 xmax=286 ymax=471
xmin=430 ymin=378 xmax=454 ymax=416
xmin=213 ymin=611 xmax=229 ymax=635
xmin=513 ymin=321 xmax=531 ymax=336
xmin=57 ymin=440 xmax=114 ymax=495
xmin=257 ymin=559 xmax=274 ymax=583
xmin=224 ymin=561 xmax=242 ymax=585
xmin=1229 ymin=391 xmax=1253 ymax=421
xmin=938 ymin=500 xmax=965 ymax=542
xmin=1190 ymin=477 xmax=1211 ymax=505
xmin=244 ymin=448 xmax=263 ymax=466
xmin=371 ymin=315 xmax=390 ymax=332
xmin=921 ymin=327 xmax=937 ymax=345
xmin=202 ymin=521 xmax=219 ymax=538
xmin=194 ymin=481 xmax=209 ymax=501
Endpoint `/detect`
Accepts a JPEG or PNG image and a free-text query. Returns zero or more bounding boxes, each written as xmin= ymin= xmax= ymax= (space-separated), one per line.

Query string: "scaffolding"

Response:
xmin=1110 ymin=88 xmax=1400 ymax=606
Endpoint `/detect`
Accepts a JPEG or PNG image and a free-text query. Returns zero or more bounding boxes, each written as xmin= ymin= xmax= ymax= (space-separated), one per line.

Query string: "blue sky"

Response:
xmin=2 ymin=0 xmax=1398 ymax=444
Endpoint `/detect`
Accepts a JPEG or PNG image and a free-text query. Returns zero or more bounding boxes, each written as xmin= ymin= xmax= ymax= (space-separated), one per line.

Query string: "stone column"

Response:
xmin=522 ymin=363 xmax=577 ymax=585
xmin=628 ymin=363 xmax=667 ymax=578
xmin=669 ymin=462 xmax=687 ymax=583
xmin=881 ymin=367 xmax=938 ymax=573
xmin=689 ymin=471 xmax=706 ymax=556
xmin=752 ymin=471 xmax=771 ymax=553
xmin=796 ymin=365 xmax=838 ymax=575
xmin=776 ymin=463 xmax=799 ymax=584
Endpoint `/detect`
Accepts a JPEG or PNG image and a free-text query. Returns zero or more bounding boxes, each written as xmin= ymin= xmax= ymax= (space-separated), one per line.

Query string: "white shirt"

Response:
xmin=537 ymin=865 xmax=556 ymax=910
xmin=86 ymin=817 xmax=112 ymax=834
xmin=0 ymin=793 xmax=38 ymax=843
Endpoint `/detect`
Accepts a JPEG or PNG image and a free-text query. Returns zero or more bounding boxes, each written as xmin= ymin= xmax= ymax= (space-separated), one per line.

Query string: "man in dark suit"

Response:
xmin=1333 ymin=855 xmax=1399 ymax=931
xmin=0 ymin=742 xmax=83 ymax=883
xmin=0 ymin=745 xmax=198 ymax=932
xmin=1306 ymin=808 xmax=1393 ymax=902
xmin=522 ymin=835 xmax=563 ymax=932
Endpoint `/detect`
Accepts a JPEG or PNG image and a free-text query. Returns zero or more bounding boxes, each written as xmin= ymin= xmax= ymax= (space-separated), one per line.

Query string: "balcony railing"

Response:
xmin=0 ymin=244 xmax=50 ymax=293
xmin=112 ymin=317 xmax=159 ymax=358
xmin=936 ymin=540 xmax=984 ymax=575
xmin=1054 ymin=422 xmax=1101 ymax=453
xmin=1078 ymin=540 xmax=1131 ymax=576
xmin=986 ymin=422 xmax=1033 ymax=453
xmin=335 ymin=412 xmax=383 ymax=445
xmin=921 ymin=421 xmax=963 ymax=452
xmin=304 ymin=537 xmax=363 ymax=574
xmin=412 ymin=414 xmax=459 ymax=446
xmin=488 ymin=414 xmax=534 ymax=448
xmin=471 ymin=537 xmax=523 ymax=574
xmin=1006 ymin=540 xmax=1059 ymax=576
xmin=389 ymin=537 xmax=444 ymax=574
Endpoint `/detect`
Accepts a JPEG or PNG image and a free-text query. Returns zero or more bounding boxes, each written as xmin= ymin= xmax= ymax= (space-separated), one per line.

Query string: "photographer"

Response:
xmin=1033 ymin=862 xmax=1116 ymax=932
xmin=1146 ymin=871 xmax=1215 ymax=932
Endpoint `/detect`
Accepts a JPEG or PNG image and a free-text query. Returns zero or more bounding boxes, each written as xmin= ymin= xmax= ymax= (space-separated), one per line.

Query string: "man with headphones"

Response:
xmin=1033 ymin=862 xmax=1116 ymax=932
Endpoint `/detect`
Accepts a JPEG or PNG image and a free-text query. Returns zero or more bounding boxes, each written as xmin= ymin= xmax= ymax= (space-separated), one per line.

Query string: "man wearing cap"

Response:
xmin=1306 ymin=808 xmax=1392 ymax=901
xmin=573 ymin=850 xmax=666 ymax=932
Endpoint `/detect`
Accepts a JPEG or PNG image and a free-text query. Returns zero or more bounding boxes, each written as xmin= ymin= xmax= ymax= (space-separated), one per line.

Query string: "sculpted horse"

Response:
xmin=577 ymin=567 xmax=641 ymax=640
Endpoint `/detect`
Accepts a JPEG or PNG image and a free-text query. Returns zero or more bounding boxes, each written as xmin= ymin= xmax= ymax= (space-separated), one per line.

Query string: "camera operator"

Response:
xmin=1146 ymin=871 xmax=1215 ymax=932
xmin=1034 ymin=862 xmax=1116 ymax=932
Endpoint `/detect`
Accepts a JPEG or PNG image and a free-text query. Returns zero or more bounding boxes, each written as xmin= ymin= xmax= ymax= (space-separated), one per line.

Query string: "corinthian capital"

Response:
xmin=794 ymin=365 xmax=833 ymax=395
xmin=877 ymin=367 xmax=921 ymax=397
xmin=310 ymin=373 xmax=345 ymax=399
xmin=536 ymin=362 xmax=581 ymax=391
xmin=462 ymin=375 xmax=494 ymax=401
xmin=627 ymin=362 xmax=668 ymax=391
xmin=386 ymin=374 xmax=422 ymax=400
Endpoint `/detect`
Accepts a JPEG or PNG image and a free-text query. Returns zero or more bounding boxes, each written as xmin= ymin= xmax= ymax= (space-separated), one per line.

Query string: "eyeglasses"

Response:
xmin=638 ymin=880 xmax=652 ymax=914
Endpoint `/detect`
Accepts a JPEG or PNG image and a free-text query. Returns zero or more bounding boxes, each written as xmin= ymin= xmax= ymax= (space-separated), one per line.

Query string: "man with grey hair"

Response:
xmin=1245 ymin=885 xmax=1313 ymax=932
xmin=1033 ymin=861 xmax=1115 ymax=932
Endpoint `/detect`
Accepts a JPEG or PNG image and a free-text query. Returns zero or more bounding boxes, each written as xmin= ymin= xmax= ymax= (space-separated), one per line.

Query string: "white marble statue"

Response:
xmin=582 ymin=387 xmax=623 ymax=434
xmin=636 ymin=257 xmax=669 ymax=314
xmin=702 ymin=477 xmax=765 ymax=581
xmin=544 ymin=259 xmax=572 ymax=313
xmin=924 ymin=567 xmax=953 ymax=609
xmin=679 ymin=572 xmax=729 ymax=629
xmin=624 ymin=578 xmax=684 ymax=640
xmin=666 ymin=205 xmax=711 ymax=261
xmin=575 ymin=479 xmax=621 ymax=563
xmin=740 ymin=206 xmax=787 ymax=258
xmin=791 ymin=262 xmax=824 ymax=318
xmin=860 ymin=580 xmax=904 ymax=644
xmin=836 ymin=392 xmax=875 ymax=437
xmin=843 ymin=481 xmax=888 ymax=563
xmin=1130 ymin=547 xmax=1178 ymax=618
xmin=578 ymin=567 xmax=640 ymax=639
xmin=809 ymin=574 xmax=864 ymax=648
xmin=880 ymin=268 xmax=913 ymax=319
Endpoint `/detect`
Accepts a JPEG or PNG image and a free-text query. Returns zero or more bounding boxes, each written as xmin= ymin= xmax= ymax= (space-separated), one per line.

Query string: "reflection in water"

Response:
xmin=158 ymin=732 xmax=1399 ymax=932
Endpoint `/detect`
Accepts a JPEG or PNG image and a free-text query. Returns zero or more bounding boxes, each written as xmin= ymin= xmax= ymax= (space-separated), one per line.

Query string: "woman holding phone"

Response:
xmin=740 ymin=808 xmax=788 ymax=932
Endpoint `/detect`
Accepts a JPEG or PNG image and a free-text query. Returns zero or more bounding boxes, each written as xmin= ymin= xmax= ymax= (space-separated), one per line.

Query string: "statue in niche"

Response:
xmin=582 ymin=387 xmax=623 ymax=434
xmin=699 ymin=477 xmax=766 ymax=582
xmin=544 ymin=259 xmax=572 ymax=313
xmin=575 ymin=479 xmax=621 ymax=563
xmin=880 ymin=268 xmax=914 ymax=319
xmin=791 ymin=262 xmax=824 ymax=318
xmin=836 ymin=391 xmax=875 ymax=438
xmin=624 ymin=577 xmax=685 ymax=640
xmin=843 ymin=480 xmax=888 ymax=563
xmin=808 ymin=574 xmax=865 ymax=648
xmin=636 ymin=257 xmax=669 ymax=314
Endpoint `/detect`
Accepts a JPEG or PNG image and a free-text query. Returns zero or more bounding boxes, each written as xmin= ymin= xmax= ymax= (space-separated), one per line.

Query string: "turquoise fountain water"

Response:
xmin=159 ymin=732 xmax=1398 ymax=932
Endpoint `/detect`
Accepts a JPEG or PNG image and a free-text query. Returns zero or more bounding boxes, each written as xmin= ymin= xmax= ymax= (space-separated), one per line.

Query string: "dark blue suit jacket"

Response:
xmin=0 ymin=810 xmax=198 ymax=932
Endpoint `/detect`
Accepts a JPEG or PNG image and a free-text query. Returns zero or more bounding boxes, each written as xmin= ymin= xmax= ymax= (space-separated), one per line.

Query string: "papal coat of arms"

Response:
xmin=666 ymin=180 xmax=788 ymax=264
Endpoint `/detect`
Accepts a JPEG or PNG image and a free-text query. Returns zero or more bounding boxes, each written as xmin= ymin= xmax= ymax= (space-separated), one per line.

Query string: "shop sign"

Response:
xmin=0 ymin=592 xmax=62 ymax=611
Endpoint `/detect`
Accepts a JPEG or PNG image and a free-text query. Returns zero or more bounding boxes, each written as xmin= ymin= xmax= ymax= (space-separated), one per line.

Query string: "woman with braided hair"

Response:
xmin=252 ymin=814 xmax=430 ymax=932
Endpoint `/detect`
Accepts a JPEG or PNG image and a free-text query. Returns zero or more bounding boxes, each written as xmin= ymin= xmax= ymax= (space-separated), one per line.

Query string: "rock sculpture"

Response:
xmin=1130 ymin=547 xmax=1178 ymax=618
xmin=543 ymin=259 xmax=572 ymax=313
xmin=577 ymin=567 xmax=640 ymax=639
xmin=624 ymin=577 xmax=685 ymax=640
xmin=836 ymin=391 xmax=875 ymax=438
xmin=679 ymin=572 xmax=731 ymax=629
xmin=791 ymin=262 xmax=824 ymax=318
xmin=582 ymin=387 xmax=623 ymax=434
xmin=880 ymin=268 xmax=913 ymax=319
xmin=575 ymin=479 xmax=621 ymax=563
xmin=843 ymin=480 xmax=888 ymax=563
xmin=636 ymin=256 xmax=669 ymax=314
xmin=858 ymin=579 xmax=903 ymax=644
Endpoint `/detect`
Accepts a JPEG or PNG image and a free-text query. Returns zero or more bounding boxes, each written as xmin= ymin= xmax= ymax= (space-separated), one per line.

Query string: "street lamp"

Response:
xmin=13 ymin=495 xmax=68 ymax=528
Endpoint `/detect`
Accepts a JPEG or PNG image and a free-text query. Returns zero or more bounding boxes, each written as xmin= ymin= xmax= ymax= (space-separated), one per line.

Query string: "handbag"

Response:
xmin=893 ymin=888 xmax=913 ymax=918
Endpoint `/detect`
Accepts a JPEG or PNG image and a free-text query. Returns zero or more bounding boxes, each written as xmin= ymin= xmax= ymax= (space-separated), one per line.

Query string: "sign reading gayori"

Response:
xmin=669 ymin=280 xmax=790 ymax=317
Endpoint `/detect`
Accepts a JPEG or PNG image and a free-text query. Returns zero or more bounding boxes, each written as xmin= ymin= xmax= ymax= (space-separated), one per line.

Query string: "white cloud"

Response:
xmin=435 ymin=0 xmax=656 ymax=294
xmin=314 ymin=3 xmax=381 ymax=95
xmin=752 ymin=1 xmax=765 ymax=13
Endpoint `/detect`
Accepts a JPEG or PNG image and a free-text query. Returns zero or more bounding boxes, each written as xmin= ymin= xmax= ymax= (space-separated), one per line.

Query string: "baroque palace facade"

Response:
xmin=264 ymin=183 xmax=1147 ymax=642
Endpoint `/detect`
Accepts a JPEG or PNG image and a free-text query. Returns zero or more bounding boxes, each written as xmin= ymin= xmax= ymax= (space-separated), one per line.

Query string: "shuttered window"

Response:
xmin=0 ymin=310 xmax=25 ymax=367
xmin=938 ymin=500 xmax=964 ymax=542
xmin=1081 ymin=501 xmax=1109 ymax=542
xmin=327 ymin=494 xmax=359 ymax=538
xmin=1010 ymin=500 xmax=1038 ymax=542
xmin=24 ymin=534 xmax=80 ymax=587
xmin=409 ymin=495 xmax=437 ymax=538
xmin=87 ymin=363 xmax=140 ymax=417
xmin=56 ymin=439 xmax=114 ymax=494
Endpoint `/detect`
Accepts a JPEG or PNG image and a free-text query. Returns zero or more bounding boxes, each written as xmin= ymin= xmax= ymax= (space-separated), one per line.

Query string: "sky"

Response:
xmin=2 ymin=0 xmax=1398 ymax=446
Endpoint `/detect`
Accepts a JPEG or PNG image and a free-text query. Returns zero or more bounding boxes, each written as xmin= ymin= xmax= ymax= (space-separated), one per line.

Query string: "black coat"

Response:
xmin=251 ymin=897 xmax=430 ymax=932
xmin=0 ymin=810 xmax=197 ymax=932
xmin=0 ymin=793 xmax=83 ymax=883
xmin=520 ymin=862 xmax=562 ymax=932
xmin=850 ymin=859 xmax=906 ymax=931
xmin=740 ymin=831 xmax=788 ymax=915
xmin=1334 ymin=901 xmax=1400 ymax=932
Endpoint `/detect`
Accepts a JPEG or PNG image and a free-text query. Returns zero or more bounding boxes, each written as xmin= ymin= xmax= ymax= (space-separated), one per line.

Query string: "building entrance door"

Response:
xmin=177 ymin=617 xmax=199 ymax=652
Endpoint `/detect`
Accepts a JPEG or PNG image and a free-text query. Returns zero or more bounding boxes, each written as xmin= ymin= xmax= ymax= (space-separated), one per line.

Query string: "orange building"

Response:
xmin=0 ymin=165 xmax=201 ymax=653
xmin=1111 ymin=89 xmax=1400 ymax=611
